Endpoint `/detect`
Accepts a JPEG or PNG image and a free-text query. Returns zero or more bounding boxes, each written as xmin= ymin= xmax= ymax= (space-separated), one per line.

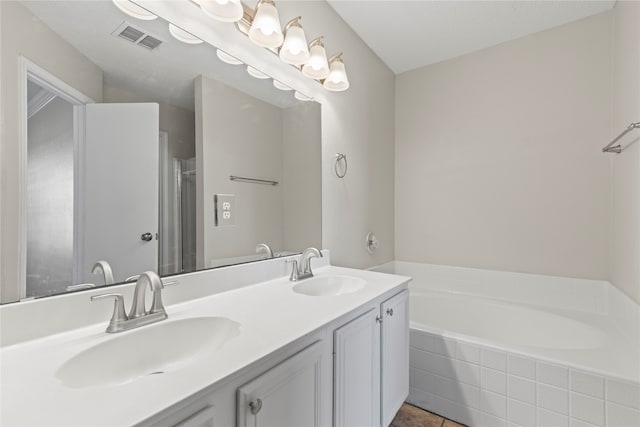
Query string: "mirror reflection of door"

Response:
xmin=79 ymin=103 xmax=160 ymax=285
xmin=26 ymin=75 xmax=161 ymax=297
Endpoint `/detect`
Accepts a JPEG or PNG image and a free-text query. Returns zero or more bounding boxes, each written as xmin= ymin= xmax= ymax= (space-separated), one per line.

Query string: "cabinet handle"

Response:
xmin=249 ymin=398 xmax=263 ymax=415
xmin=387 ymin=308 xmax=394 ymax=316
xmin=376 ymin=315 xmax=383 ymax=324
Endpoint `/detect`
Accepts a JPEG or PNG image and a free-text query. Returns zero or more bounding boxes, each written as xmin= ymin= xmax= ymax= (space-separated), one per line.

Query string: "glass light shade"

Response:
xmin=279 ymin=25 xmax=310 ymax=65
xmin=168 ymin=24 xmax=203 ymax=44
xmin=247 ymin=66 xmax=270 ymax=79
xmin=112 ymin=0 xmax=157 ymax=20
xmin=302 ymin=43 xmax=329 ymax=80
xmin=216 ymin=49 xmax=243 ymax=65
xmin=323 ymin=59 xmax=349 ymax=91
xmin=294 ymin=91 xmax=313 ymax=101
xmin=248 ymin=2 xmax=283 ymax=48
xmin=273 ymin=80 xmax=292 ymax=91
xmin=200 ymin=0 xmax=243 ymax=23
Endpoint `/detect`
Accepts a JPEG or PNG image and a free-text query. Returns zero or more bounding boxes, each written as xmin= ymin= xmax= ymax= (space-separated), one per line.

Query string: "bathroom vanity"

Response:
xmin=0 ymin=253 xmax=410 ymax=426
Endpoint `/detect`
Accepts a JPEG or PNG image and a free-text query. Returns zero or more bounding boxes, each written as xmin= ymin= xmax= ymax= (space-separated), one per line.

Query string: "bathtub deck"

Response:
xmin=391 ymin=403 xmax=466 ymax=427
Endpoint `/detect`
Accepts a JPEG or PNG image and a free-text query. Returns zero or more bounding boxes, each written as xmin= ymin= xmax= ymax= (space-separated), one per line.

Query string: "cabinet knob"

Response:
xmin=140 ymin=232 xmax=153 ymax=242
xmin=387 ymin=308 xmax=394 ymax=316
xmin=376 ymin=315 xmax=383 ymax=324
xmin=249 ymin=398 xmax=263 ymax=415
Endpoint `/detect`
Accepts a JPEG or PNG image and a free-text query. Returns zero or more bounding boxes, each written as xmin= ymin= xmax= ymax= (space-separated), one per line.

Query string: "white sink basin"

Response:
xmin=56 ymin=316 xmax=240 ymax=388
xmin=292 ymin=276 xmax=366 ymax=297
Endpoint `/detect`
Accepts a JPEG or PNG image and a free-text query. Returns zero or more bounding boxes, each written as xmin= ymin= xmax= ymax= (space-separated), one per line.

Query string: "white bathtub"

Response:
xmin=373 ymin=261 xmax=640 ymax=427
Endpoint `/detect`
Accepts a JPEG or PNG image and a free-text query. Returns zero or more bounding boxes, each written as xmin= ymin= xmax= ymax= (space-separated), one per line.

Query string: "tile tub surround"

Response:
xmin=371 ymin=261 xmax=640 ymax=426
xmin=408 ymin=330 xmax=640 ymax=427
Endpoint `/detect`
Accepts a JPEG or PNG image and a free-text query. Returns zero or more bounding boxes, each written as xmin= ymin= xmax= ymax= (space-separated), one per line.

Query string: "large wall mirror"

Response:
xmin=1 ymin=0 xmax=321 ymax=303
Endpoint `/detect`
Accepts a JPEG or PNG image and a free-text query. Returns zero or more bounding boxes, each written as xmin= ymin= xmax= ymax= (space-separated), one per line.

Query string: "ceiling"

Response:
xmin=327 ymin=0 xmax=616 ymax=74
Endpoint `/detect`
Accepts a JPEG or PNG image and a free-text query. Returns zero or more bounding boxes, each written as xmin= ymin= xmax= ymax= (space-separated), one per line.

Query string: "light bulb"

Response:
xmin=323 ymin=55 xmax=349 ymax=92
xmin=169 ymin=24 xmax=203 ymax=44
xmin=279 ymin=17 xmax=310 ymax=66
xmin=248 ymin=0 xmax=283 ymax=48
xmin=294 ymin=91 xmax=313 ymax=101
xmin=247 ymin=66 xmax=270 ymax=79
xmin=200 ymin=0 xmax=243 ymax=22
xmin=216 ymin=49 xmax=243 ymax=65
xmin=273 ymin=80 xmax=292 ymax=91
xmin=112 ymin=0 xmax=157 ymax=20
xmin=302 ymin=38 xmax=329 ymax=80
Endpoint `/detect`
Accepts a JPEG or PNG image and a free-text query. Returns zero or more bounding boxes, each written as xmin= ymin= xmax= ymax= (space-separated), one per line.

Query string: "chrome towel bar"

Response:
xmin=602 ymin=122 xmax=640 ymax=154
xmin=229 ymin=175 xmax=279 ymax=186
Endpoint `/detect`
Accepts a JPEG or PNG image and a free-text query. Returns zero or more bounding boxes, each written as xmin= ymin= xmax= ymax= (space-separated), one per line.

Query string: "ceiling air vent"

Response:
xmin=112 ymin=22 xmax=163 ymax=51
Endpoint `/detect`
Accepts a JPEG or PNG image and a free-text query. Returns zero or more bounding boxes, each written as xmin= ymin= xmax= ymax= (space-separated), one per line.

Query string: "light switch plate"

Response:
xmin=214 ymin=194 xmax=236 ymax=227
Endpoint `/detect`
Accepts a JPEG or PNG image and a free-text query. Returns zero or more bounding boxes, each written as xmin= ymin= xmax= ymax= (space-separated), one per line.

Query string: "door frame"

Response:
xmin=17 ymin=56 xmax=94 ymax=298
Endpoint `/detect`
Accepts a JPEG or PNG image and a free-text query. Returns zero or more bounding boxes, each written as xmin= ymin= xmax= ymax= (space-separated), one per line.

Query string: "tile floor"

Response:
xmin=390 ymin=403 xmax=467 ymax=427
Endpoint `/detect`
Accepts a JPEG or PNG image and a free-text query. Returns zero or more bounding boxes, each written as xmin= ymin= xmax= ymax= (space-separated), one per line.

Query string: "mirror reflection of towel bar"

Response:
xmin=602 ymin=122 xmax=640 ymax=153
xmin=229 ymin=175 xmax=279 ymax=186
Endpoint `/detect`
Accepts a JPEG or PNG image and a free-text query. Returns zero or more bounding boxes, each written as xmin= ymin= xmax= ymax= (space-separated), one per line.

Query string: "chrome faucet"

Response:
xmin=287 ymin=247 xmax=323 ymax=281
xmin=91 ymin=260 xmax=115 ymax=285
xmin=91 ymin=271 xmax=169 ymax=333
xmin=128 ymin=272 xmax=165 ymax=319
xmin=256 ymin=243 xmax=274 ymax=259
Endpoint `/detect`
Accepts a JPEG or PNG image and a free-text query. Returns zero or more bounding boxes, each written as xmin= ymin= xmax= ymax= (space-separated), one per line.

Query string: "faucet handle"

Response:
xmin=91 ymin=293 xmax=128 ymax=332
xmin=149 ymin=281 xmax=166 ymax=315
xmin=286 ymin=259 xmax=299 ymax=281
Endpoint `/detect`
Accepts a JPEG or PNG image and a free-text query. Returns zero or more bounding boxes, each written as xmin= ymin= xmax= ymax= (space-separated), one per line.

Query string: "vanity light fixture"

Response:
xmin=302 ymin=37 xmax=330 ymax=80
xmin=273 ymin=80 xmax=292 ymax=91
xmin=216 ymin=49 xmax=244 ymax=65
xmin=112 ymin=0 xmax=158 ymax=20
xmin=323 ymin=53 xmax=350 ymax=92
xmin=248 ymin=0 xmax=283 ymax=48
xmin=200 ymin=0 xmax=244 ymax=23
xmin=294 ymin=91 xmax=313 ymax=102
xmin=168 ymin=23 xmax=204 ymax=44
xmin=279 ymin=17 xmax=310 ymax=66
xmin=185 ymin=0 xmax=351 ymax=91
xmin=247 ymin=66 xmax=270 ymax=79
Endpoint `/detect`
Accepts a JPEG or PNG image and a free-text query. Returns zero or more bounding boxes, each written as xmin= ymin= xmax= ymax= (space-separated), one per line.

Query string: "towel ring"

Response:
xmin=335 ymin=153 xmax=347 ymax=178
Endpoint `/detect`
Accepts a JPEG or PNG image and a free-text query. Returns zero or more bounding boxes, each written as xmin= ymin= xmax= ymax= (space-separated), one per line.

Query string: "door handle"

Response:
xmin=140 ymin=232 xmax=153 ymax=242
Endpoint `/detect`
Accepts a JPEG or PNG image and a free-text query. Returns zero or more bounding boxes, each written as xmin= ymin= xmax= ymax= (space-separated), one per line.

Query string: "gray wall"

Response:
xmin=195 ymin=76 xmax=285 ymax=267
xmin=282 ymin=102 xmax=322 ymax=252
xmin=0 ymin=1 xmax=104 ymax=302
xmin=395 ymin=12 xmax=612 ymax=280
xmin=611 ymin=1 xmax=640 ymax=303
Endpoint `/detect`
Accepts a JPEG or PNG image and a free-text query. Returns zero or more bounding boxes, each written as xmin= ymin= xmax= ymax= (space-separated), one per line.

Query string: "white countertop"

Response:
xmin=0 ymin=265 xmax=409 ymax=426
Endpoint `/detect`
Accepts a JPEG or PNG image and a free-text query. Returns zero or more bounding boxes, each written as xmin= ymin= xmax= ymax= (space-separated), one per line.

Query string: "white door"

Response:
xmin=381 ymin=290 xmax=410 ymax=427
xmin=237 ymin=341 xmax=324 ymax=427
xmin=78 ymin=103 xmax=159 ymax=284
xmin=334 ymin=308 xmax=381 ymax=427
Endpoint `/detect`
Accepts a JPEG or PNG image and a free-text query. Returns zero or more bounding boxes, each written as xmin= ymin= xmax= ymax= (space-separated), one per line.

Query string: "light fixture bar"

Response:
xmin=184 ymin=0 xmax=350 ymax=92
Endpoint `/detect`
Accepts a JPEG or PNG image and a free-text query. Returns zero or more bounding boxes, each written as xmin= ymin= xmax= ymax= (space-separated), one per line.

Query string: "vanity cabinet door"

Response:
xmin=237 ymin=341 xmax=324 ymax=427
xmin=334 ymin=308 xmax=381 ymax=427
xmin=381 ymin=290 xmax=410 ymax=427
xmin=173 ymin=405 xmax=215 ymax=427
